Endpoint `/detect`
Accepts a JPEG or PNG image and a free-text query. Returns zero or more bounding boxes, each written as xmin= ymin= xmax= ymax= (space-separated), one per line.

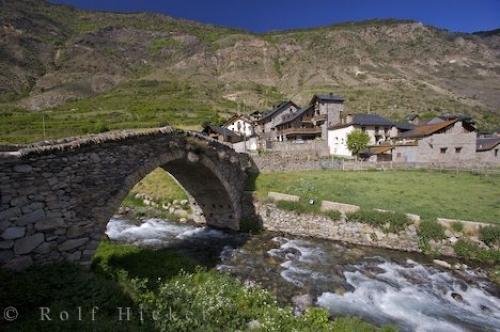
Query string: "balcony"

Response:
xmin=281 ymin=127 xmax=322 ymax=136
xmin=312 ymin=114 xmax=327 ymax=123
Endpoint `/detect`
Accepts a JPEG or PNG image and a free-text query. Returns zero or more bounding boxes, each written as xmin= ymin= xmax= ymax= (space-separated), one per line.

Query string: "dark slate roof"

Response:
xmin=259 ymin=100 xmax=298 ymax=122
xmin=477 ymin=137 xmax=500 ymax=151
xmin=276 ymin=106 xmax=314 ymax=127
xmin=330 ymin=114 xmax=395 ymax=130
xmin=202 ymin=125 xmax=242 ymax=140
xmin=395 ymin=121 xmax=415 ymax=131
xmin=311 ymin=93 xmax=344 ymax=103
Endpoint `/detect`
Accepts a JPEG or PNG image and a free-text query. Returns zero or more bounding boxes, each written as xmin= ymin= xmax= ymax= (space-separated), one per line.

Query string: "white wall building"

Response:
xmin=327 ymin=114 xmax=399 ymax=157
xmin=224 ymin=115 xmax=254 ymax=137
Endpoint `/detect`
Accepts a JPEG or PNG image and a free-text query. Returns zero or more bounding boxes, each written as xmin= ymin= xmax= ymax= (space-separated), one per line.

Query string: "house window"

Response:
xmin=440 ymin=147 xmax=447 ymax=154
xmin=455 ymin=147 xmax=462 ymax=153
xmin=495 ymin=149 xmax=499 ymax=157
xmin=361 ymin=127 xmax=366 ymax=132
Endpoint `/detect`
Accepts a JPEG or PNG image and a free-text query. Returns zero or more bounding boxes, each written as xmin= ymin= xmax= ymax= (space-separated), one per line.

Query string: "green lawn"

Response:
xmin=253 ymin=170 xmax=500 ymax=224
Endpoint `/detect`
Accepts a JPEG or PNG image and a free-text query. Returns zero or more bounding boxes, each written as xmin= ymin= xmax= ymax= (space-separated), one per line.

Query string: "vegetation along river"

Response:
xmin=106 ymin=217 xmax=500 ymax=332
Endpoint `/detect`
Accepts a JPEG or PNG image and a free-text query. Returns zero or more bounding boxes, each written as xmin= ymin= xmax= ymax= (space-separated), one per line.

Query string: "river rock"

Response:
xmin=292 ymin=293 xmax=313 ymax=315
xmin=433 ymin=259 xmax=452 ymax=269
xmin=14 ymin=233 xmax=44 ymax=254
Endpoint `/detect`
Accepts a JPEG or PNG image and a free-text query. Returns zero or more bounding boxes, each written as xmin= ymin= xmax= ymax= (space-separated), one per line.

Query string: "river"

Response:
xmin=106 ymin=217 xmax=500 ymax=332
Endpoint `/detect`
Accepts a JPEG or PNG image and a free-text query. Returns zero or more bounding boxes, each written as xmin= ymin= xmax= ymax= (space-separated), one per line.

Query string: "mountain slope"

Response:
xmin=1 ymin=0 xmax=499 ymax=142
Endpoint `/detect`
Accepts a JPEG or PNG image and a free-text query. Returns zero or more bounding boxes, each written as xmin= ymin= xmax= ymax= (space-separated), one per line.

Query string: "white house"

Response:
xmin=327 ymin=114 xmax=399 ymax=157
xmin=224 ymin=114 xmax=254 ymax=137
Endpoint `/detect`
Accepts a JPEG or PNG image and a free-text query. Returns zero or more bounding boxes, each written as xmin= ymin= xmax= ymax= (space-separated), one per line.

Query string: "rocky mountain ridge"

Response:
xmin=1 ymin=0 xmax=499 ymax=134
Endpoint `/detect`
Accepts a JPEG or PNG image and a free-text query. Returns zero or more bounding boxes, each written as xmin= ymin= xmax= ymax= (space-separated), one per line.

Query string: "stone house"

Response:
xmin=255 ymin=101 xmax=300 ymax=141
xmin=327 ymin=113 xmax=399 ymax=157
xmin=274 ymin=105 xmax=322 ymax=141
xmin=223 ymin=114 xmax=254 ymax=137
xmin=392 ymin=117 xmax=477 ymax=163
xmin=201 ymin=124 xmax=243 ymax=144
xmin=310 ymin=93 xmax=345 ymax=139
xmin=476 ymin=136 xmax=500 ymax=163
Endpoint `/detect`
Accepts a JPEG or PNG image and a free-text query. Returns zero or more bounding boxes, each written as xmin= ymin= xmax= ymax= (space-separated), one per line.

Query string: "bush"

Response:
xmin=418 ymin=219 xmax=445 ymax=241
xmin=276 ymin=200 xmax=318 ymax=215
xmin=325 ymin=209 xmax=342 ymax=221
xmin=142 ymin=269 xmax=394 ymax=332
xmin=451 ymin=222 xmax=464 ymax=233
xmin=346 ymin=209 xmax=410 ymax=233
xmin=480 ymin=225 xmax=500 ymax=247
xmin=417 ymin=219 xmax=446 ymax=252
xmin=453 ymin=239 xmax=500 ymax=264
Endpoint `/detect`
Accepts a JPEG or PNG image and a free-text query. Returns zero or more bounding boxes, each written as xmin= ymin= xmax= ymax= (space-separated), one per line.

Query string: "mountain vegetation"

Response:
xmin=1 ymin=0 xmax=500 ymax=143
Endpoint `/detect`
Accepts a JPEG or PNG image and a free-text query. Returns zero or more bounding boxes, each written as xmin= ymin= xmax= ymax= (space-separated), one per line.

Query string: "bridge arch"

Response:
xmin=0 ymin=128 xmax=255 ymax=270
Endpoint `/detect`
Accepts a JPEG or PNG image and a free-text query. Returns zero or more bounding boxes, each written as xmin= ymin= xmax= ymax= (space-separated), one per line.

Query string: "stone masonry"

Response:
xmin=0 ymin=127 xmax=256 ymax=270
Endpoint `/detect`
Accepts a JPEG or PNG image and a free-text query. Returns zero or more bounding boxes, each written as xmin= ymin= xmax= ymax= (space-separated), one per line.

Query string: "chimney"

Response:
xmin=345 ymin=113 xmax=353 ymax=124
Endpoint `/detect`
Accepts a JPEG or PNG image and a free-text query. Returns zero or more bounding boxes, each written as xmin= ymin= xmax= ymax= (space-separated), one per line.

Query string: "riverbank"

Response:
xmin=0 ymin=236 xmax=395 ymax=331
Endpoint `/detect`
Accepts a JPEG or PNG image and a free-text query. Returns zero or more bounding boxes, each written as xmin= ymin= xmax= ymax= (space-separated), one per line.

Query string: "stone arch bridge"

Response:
xmin=0 ymin=127 xmax=257 ymax=270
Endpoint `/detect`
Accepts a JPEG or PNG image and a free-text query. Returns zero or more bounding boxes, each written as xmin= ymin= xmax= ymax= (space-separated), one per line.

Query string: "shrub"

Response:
xmin=346 ymin=209 xmax=410 ymax=233
xmin=453 ymin=239 xmax=500 ymax=264
xmin=479 ymin=225 xmax=500 ymax=247
xmin=142 ymin=269 xmax=393 ymax=332
xmin=418 ymin=219 xmax=445 ymax=241
xmin=276 ymin=200 xmax=318 ymax=215
xmin=417 ymin=219 xmax=446 ymax=253
xmin=451 ymin=221 xmax=464 ymax=233
xmin=325 ymin=209 xmax=342 ymax=221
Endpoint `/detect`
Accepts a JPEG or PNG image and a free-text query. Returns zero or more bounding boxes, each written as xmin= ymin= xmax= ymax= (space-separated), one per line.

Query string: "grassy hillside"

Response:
xmin=1 ymin=0 xmax=500 ymax=143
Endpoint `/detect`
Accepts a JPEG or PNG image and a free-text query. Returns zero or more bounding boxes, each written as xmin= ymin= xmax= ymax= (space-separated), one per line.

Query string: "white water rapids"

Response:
xmin=106 ymin=218 xmax=500 ymax=332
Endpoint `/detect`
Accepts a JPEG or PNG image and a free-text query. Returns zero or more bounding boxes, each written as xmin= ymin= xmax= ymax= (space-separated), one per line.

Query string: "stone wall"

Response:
xmin=255 ymin=201 xmax=493 ymax=257
xmin=266 ymin=140 xmax=329 ymax=156
xmin=0 ymin=128 xmax=256 ymax=270
xmin=251 ymin=152 xmax=341 ymax=172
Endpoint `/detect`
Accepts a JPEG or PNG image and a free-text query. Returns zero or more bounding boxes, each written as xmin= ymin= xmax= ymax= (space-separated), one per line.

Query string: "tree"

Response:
xmin=347 ymin=129 xmax=370 ymax=160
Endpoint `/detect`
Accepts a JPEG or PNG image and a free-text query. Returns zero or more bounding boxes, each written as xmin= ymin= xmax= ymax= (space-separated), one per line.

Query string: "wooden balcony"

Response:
xmin=312 ymin=114 xmax=327 ymax=122
xmin=281 ymin=127 xmax=322 ymax=136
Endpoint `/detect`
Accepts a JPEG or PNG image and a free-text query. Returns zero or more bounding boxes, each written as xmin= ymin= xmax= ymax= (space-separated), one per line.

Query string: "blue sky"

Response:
xmin=50 ymin=0 xmax=500 ymax=33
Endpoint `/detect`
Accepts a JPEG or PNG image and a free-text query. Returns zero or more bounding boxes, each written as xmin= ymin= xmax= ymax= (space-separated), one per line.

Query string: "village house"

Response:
xmin=392 ymin=115 xmax=477 ymax=163
xmin=476 ymin=136 xmax=500 ymax=163
xmin=274 ymin=105 xmax=322 ymax=141
xmin=310 ymin=93 xmax=345 ymax=139
xmin=223 ymin=114 xmax=255 ymax=137
xmin=255 ymin=100 xmax=300 ymax=141
xmin=327 ymin=113 xmax=400 ymax=157
xmin=201 ymin=124 xmax=243 ymax=144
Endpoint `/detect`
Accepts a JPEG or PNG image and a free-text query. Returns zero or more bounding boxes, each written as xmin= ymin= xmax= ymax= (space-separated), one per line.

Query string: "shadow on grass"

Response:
xmin=0 ymin=226 xmax=254 ymax=331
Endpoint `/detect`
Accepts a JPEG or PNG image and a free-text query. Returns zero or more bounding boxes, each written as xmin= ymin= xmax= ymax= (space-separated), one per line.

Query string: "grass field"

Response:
xmin=128 ymin=168 xmax=188 ymax=204
xmin=253 ymin=170 xmax=500 ymax=224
